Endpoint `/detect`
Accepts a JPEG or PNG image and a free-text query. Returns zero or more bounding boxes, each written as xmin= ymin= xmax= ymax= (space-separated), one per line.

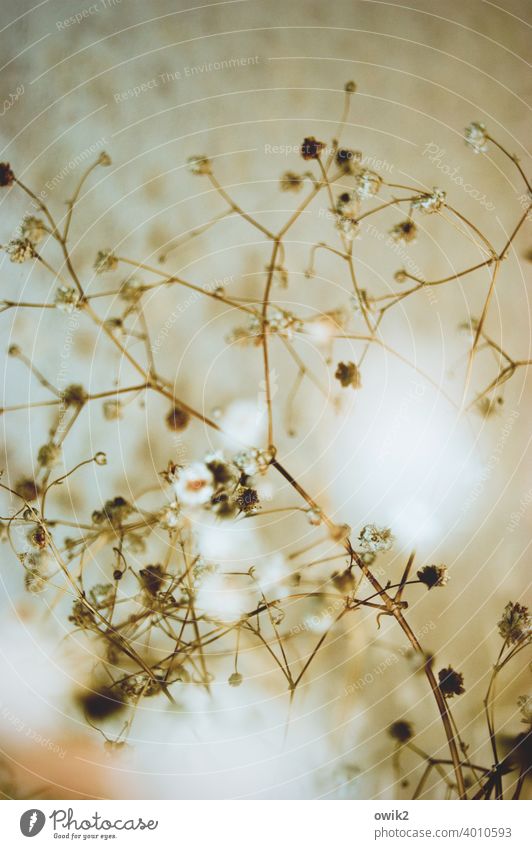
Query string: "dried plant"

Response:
xmin=0 ymin=82 xmax=530 ymax=800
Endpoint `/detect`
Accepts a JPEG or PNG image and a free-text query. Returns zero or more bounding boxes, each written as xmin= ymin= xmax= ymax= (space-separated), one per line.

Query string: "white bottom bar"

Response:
xmin=2 ymin=799 xmax=530 ymax=847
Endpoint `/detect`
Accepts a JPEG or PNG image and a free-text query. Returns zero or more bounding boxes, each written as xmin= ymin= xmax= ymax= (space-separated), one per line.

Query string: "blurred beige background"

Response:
xmin=0 ymin=0 xmax=530 ymax=799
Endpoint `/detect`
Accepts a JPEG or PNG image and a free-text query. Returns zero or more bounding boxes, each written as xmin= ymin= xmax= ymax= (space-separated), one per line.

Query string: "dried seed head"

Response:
xmin=139 ymin=564 xmax=166 ymax=596
xmin=438 ymin=666 xmax=465 ymax=698
xmin=417 ymin=564 xmax=449 ymax=590
xmin=301 ymin=137 xmax=326 ymax=161
xmin=389 ymin=219 xmax=417 ymax=244
xmin=280 ymin=171 xmax=304 ymax=192
xmin=37 ymin=442 xmax=61 ymax=469
xmin=165 ymin=405 xmax=190 ymax=432
xmin=498 ymin=602 xmax=530 ymax=645
xmin=206 ymin=454 xmax=236 ymax=485
xmin=94 ymin=249 xmax=118 ymax=274
xmin=78 ymin=686 xmax=125 ymax=720
xmin=331 ymin=569 xmax=355 ymax=594
xmin=119 ymin=673 xmax=162 ymax=699
xmin=89 ymin=583 xmax=115 ymax=609
xmin=344 ymin=81 xmax=357 ymax=93
xmin=335 ymin=361 xmax=361 ymax=389
xmin=15 ymin=477 xmax=40 ymax=502
xmin=0 ymin=162 xmax=14 ymax=186
xmin=62 ymin=384 xmax=88 ymax=407
xmin=22 ymin=550 xmax=50 ymax=593
xmin=27 ymin=525 xmax=47 ymax=549
xmin=475 ymin=396 xmax=503 ymax=418
xmin=92 ymin=496 xmax=133 ymax=527
xmin=335 ymin=190 xmax=359 ymax=219
xmin=24 ymin=569 xmax=46 ymax=593
xmin=69 ymin=599 xmax=96 ymax=629
xmin=235 ymin=487 xmax=260 ymax=514
xmin=228 ymin=672 xmax=243 ymax=687
xmin=388 ymin=720 xmax=414 ymax=742
xmin=336 ymin=147 xmax=362 ymax=173
xmin=517 ymin=695 xmax=532 ymax=726
xmin=98 ymin=151 xmax=112 ymax=166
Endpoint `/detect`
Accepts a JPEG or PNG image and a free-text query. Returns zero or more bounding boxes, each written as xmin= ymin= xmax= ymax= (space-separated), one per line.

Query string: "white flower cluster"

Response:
xmin=464 ymin=121 xmax=488 ymax=154
xmin=233 ymin=447 xmax=273 ymax=476
xmin=19 ymin=215 xmax=47 ymax=245
xmin=94 ymin=249 xmax=118 ymax=274
xmin=173 ymin=461 xmax=215 ymax=506
xmin=412 ymin=188 xmax=446 ymax=214
xmin=54 ymin=285 xmax=80 ymax=313
xmin=6 ymin=238 xmax=35 ymax=263
xmin=353 ymin=169 xmax=382 ymax=200
xmin=358 ymin=523 xmax=394 ymax=553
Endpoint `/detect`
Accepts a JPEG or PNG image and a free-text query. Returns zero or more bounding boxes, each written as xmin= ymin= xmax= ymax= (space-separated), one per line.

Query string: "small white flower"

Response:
xmin=412 ymin=188 xmax=446 ymax=214
xmin=54 ymin=286 xmax=80 ymax=313
xmin=119 ymin=276 xmax=143 ymax=303
xmin=335 ymin=147 xmax=362 ymax=175
xmin=102 ymin=399 xmax=123 ymax=420
xmin=358 ymin=523 xmax=394 ymax=553
xmin=19 ymin=215 xmax=47 ymax=245
xmin=389 ymin=219 xmax=417 ymax=243
xmin=335 ymin=191 xmax=359 ymax=219
xmin=173 ymin=462 xmax=214 ymax=506
xmin=464 ymin=121 xmax=488 ymax=154
xmin=94 ymin=249 xmax=118 ymax=274
xmin=335 ymin=216 xmax=359 ymax=241
xmin=6 ymin=238 xmax=35 ymax=263
xmin=233 ymin=447 xmax=273 ymax=476
xmin=159 ymin=501 xmax=180 ymax=529
xmin=353 ymin=169 xmax=382 ymax=199
xmin=187 ymin=155 xmax=211 ymax=176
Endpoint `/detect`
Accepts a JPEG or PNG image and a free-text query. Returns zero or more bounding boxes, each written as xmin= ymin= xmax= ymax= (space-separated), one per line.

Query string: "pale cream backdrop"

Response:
xmin=0 ymin=0 xmax=530 ymax=799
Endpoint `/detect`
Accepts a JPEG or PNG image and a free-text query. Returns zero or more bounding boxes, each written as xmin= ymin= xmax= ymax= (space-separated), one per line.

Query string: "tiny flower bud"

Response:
xmin=0 ymin=162 xmax=14 ymax=187
xmin=438 ymin=666 xmax=465 ymax=698
xmin=301 ymin=137 xmax=326 ymax=161
xmin=388 ymin=720 xmax=414 ymax=742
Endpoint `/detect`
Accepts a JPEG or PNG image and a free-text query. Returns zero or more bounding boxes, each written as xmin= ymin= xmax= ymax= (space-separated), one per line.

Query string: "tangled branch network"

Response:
xmin=0 ymin=83 xmax=530 ymax=800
